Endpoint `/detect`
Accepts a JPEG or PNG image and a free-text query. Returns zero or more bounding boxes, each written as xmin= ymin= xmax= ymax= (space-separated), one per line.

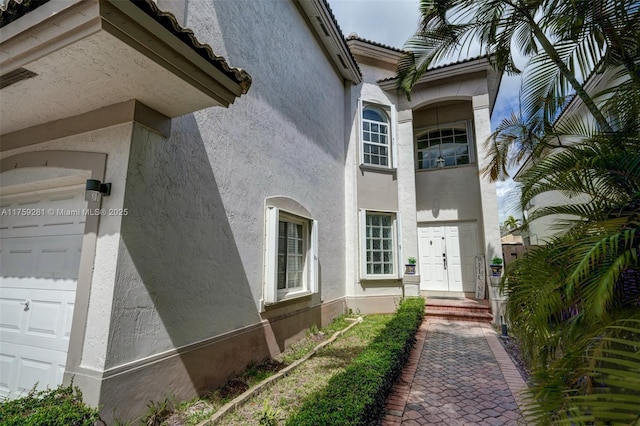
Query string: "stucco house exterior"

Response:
xmin=514 ymin=67 xmax=623 ymax=245
xmin=0 ymin=0 xmax=501 ymax=421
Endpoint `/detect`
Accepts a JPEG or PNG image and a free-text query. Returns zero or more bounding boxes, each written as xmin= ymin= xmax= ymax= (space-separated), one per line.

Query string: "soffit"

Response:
xmin=294 ymin=0 xmax=361 ymax=84
xmin=0 ymin=0 xmax=252 ymax=135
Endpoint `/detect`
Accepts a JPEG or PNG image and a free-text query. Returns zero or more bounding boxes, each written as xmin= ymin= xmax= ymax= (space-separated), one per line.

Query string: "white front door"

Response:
xmin=0 ymin=187 xmax=86 ymax=399
xmin=418 ymin=223 xmax=477 ymax=292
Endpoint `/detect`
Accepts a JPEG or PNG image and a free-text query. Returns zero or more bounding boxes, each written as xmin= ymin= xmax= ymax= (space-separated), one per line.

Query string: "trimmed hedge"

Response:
xmin=286 ymin=297 xmax=425 ymax=426
xmin=0 ymin=385 xmax=100 ymax=426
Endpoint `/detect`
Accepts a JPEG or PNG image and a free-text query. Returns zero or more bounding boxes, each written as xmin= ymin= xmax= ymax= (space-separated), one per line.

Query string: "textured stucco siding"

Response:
xmin=104 ymin=0 xmax=348 ymax=366
xmin=359 ymin=63 xmax=396 ymax=84
xmin=526 ymin=191 xmax=591 ymax=244
xmin=415 ymin=166 xmax=483 ymax=223
xmin=356 ymin=81 xmax=400 ymax=211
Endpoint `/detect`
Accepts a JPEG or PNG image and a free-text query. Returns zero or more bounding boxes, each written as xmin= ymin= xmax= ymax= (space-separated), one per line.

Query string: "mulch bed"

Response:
xmin=498 ymin=335 xmax=531 ymax=384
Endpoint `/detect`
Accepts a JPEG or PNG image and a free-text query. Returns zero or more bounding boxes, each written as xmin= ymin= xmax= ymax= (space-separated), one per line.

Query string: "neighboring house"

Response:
xmin=514 ymin=67 xmax=623 ymax=245
xmin=0 ymin=0 xmax=501 ymax=421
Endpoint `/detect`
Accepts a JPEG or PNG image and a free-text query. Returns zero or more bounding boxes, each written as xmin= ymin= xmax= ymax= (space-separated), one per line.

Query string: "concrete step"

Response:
xmin=426 ymin=304 xmax=491 ymax=314
xmin=425 ymin=309 xmax=493 ymax=323
xmin=425 ymin=298 xmax=493 ymax=323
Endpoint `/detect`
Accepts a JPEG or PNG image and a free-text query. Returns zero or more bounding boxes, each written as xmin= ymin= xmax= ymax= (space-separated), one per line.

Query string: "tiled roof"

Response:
xmin=0 ymin=0 xmax=48 ymax=26
xmin=0 ymin=0 xmax=252 ymax=94
xmin=345 ymin=33 xmax=405 ymax=53
xmin=377 ymin=54 xmax=489 ymax=83
xmin=319 ymin=0 xmax=362 ymax=79
xmin=130 ymin=0 xmax=251 ymax=94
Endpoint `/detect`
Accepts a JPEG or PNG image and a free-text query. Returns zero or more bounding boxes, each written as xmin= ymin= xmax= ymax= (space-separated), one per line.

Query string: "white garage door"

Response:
xmin=0 ymin=187 xmax=85 ymax=399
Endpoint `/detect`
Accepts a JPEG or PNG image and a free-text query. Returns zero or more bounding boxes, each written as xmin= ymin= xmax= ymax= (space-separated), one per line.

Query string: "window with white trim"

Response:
xmin=277 ymin=216 xmax=305 ymax=291
xmin=360 ymin=102 xmax=397 ymax=168
xmin=416 ymin=121 xmax=474 ymax=170
xmin=264 ymin=207 xmax=318 ymax=304
xmin=359 ymin=210 xmax=402 ymax=279
xmin=362 ymin=107 xmax=390 ymax=167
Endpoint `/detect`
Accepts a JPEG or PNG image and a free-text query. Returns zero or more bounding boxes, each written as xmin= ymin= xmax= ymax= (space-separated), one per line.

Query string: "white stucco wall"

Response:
xmin=526 ymin=191 xmax=591 ymax=244
xmin=415 ymin=166 xmax=483 ymax=223
xmin=102 ymin=0 xmax=349 ymax=366
xmin=358 ymin=63 xmax=396 ymax=84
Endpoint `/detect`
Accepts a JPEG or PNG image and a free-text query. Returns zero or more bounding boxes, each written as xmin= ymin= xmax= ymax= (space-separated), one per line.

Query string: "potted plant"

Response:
xmin=490 ymin=256 xmax=503 ymax=277
xmin=405 ymin=257 xmax=417 ymax=275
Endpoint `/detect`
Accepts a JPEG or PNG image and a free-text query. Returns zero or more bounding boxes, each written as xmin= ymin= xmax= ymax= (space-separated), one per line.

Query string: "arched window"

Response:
xmin=362 ymin=106 xmax=390 ymax=167
xmin=416 ymin=121 xmax=473 ymax=170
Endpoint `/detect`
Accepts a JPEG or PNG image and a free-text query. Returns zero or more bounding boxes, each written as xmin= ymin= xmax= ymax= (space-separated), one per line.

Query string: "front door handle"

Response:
xmin=442 ymin=253 xmax=447 ymax=270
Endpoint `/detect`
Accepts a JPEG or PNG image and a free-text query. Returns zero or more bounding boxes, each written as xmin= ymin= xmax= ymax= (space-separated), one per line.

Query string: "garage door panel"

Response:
xmin=25 ymin=300 xmax=63 ymax=338
xmin=0 ymin=192 xmax=86 ymax=239
xmin=1 ymin=289 xmax=75 ymax=349
xmin=1 ymin=235 xmax=83 ymax=280
xmin=0 ymin=342 xmax=67 ymax=399
xmin=1 ymin=222 xmax=85 ymax=238
xmin=1 ymin=278 xmax=77 ymax=292
xmin=0 ymin=354 xmax=15 ymax=398
xmin=0 ymin=298 xmax=24 ymax=332
xmin=0 ymin=187 xmax=84 ymax=400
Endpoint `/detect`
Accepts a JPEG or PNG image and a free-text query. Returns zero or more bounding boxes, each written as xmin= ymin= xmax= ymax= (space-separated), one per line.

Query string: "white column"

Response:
xmin=396 ymin=109 xmax=420 ymax=296
xmin=344 ymin=85 xmax=360 ymax=298
xmin=473 ymin=94 xmax=504 ymax=324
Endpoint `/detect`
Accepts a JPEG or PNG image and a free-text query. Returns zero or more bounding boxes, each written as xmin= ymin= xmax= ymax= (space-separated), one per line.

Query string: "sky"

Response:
xmin=327 ymin=0 xmax=522 ymax=222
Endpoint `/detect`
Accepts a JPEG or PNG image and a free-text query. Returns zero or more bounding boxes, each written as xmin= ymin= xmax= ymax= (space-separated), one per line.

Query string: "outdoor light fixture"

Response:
xmin=85 ymin=179 xmax=111 ymax=202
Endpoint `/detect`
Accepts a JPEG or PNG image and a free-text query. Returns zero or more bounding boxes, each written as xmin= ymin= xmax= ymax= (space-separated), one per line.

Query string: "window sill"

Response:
xmin=359 ymin=164 xmax=397 ymax=174
xmin=415 ymin=163 xmax=476 ymax=173
xmin=263 ymin=290 xmax=313 ymax=310
xmin=360 ymin=276 xmax=402 ymax=282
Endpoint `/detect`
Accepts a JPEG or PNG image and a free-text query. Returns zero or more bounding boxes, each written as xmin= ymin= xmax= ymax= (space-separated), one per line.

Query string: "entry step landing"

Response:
xmin=425 ymin=297 xmax=493 ymax=323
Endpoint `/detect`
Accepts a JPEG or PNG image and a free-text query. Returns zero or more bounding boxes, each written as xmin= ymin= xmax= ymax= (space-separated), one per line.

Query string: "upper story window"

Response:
xmin=362 ymin=106 xmax=390 ymax=167
xmin=416 ymin=121 xmax=473 ymax=170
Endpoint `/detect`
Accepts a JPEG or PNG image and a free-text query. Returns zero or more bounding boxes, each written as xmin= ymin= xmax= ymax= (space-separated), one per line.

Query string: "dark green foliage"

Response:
xmin=0 ymin=384 xmax=100 ymax=426
xmin=286 ymin=298 xmax=425 ymax=426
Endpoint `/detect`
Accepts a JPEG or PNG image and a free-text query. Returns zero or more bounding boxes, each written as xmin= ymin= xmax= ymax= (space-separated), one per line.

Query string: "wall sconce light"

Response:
xmin=436 ymin=156 xmax=445 ymax=168
xmin=85 ymin=179 xmax=111 ymax=202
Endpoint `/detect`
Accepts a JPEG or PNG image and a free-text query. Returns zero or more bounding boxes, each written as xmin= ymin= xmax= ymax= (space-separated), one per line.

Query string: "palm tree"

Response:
xmin=501 ymin=129 xmax=640 ymax=423
xmin=502 ymin=215 xmax=521 ymax=232
xmin=397 ymin=0 xmax=640 ymax=134
xmin=398 ymin=0 xmax=640 ymax=182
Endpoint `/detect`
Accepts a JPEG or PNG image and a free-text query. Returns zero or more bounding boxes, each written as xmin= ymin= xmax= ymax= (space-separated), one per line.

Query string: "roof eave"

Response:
xmin=346 ymin=38 xmax=404 ymax=68
xmin=294 ymin=0 xmax=362 ymax=84
xmin=378 ymin=56 xmax=493 ymax=89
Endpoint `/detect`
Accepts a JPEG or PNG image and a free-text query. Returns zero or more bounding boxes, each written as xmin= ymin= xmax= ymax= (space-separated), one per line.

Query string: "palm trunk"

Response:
xmin=518 ymin=7 xmax=615 ymax=134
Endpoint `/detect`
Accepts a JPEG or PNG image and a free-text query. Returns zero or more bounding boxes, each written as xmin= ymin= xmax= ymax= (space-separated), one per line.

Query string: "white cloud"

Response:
xmin=496 ymin=180 xmax=522 ymax=222
xmin=327 ymin=0 xmax=420 ymax=49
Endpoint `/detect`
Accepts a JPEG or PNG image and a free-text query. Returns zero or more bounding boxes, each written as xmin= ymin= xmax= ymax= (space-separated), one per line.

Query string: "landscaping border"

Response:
xmin=196 ymin=317 xmax=363 ymax=426
xmin=286 ymin=297 xmax=425 ymax=426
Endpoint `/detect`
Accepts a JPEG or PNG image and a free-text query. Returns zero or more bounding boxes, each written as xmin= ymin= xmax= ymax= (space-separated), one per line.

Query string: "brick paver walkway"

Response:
xmin=381 ymin=319 xmax=527 ymax=425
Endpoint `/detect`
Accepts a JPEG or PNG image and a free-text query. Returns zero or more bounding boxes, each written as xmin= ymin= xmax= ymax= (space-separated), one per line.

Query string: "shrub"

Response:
xmin=0 ymin=384 xmax=100 ymax=426
xmin=286 ymin=297 xmax=425 ymax=426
